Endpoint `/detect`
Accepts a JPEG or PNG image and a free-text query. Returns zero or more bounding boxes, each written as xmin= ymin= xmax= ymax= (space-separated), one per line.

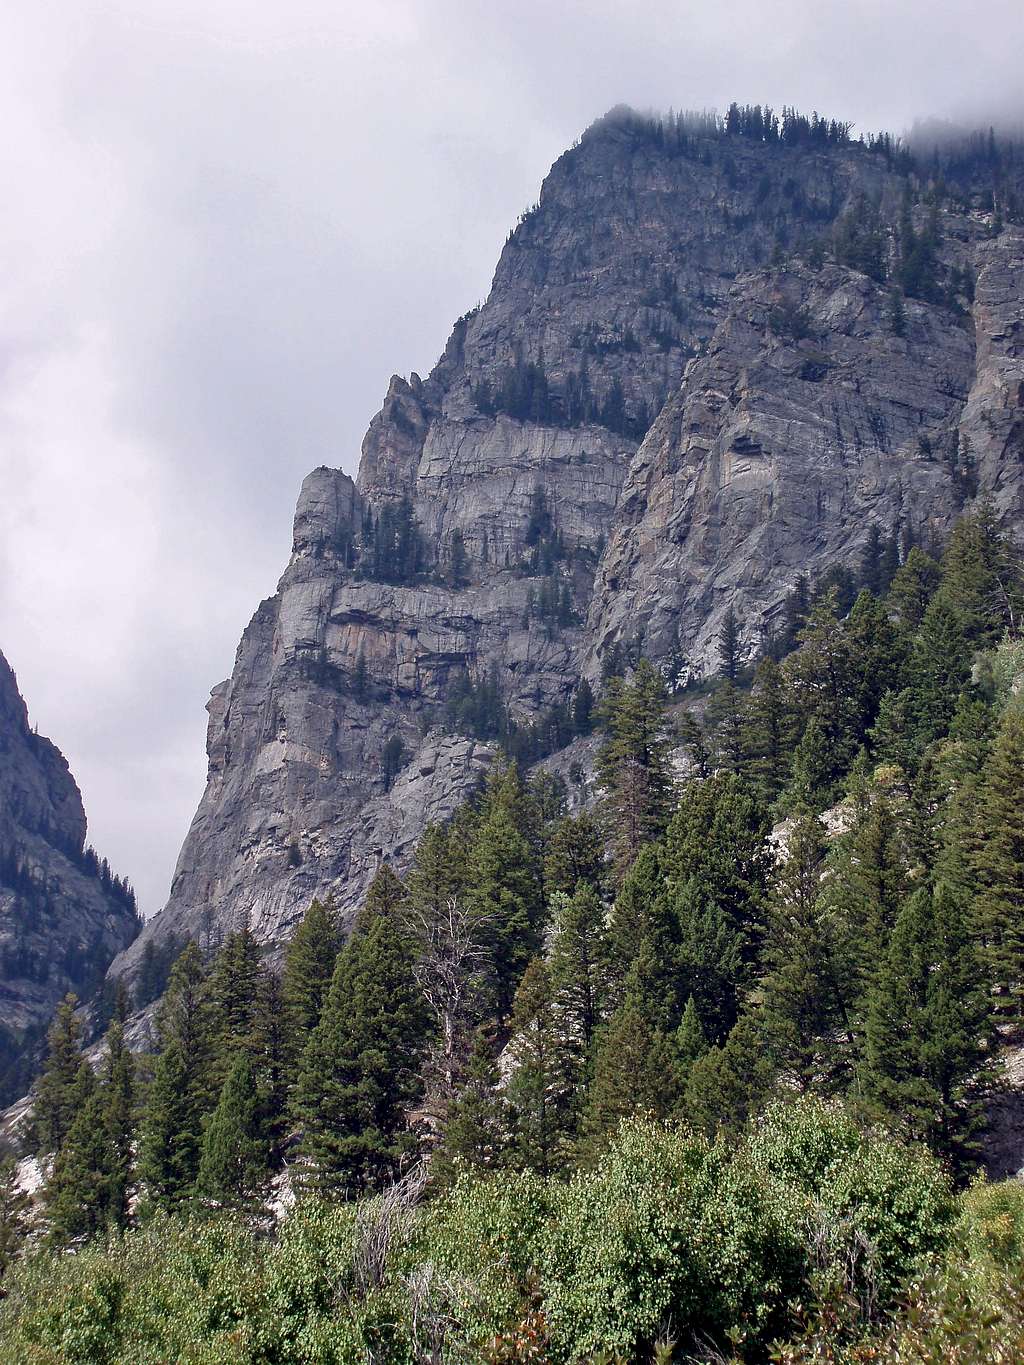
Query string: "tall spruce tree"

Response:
xmin=861 ymin=882 xmax=990 ymax=1170
xmin=33 ymin=994 xmax=87 ymax=1155
xmin=718 ymin=605 xmax=742 ymax=681
xmin=596 ymin=660 xmax=675 ymax=881
xmin=281 ymin=897 xmax=339 ymax=1075
xmin=196 ymin=1053 xmax=268 ymax=1209
xmin=757 ymin=811 xmax=850 ymax=1090
xmin=44 ymin=1091 xmax=110 ymax=1245
xmin=972 ymin=707 xmax=1024 ymax=1013
xmin=549 ymin=882 xmax=608 ymax=1061
xmin=464 ymin=765 xmax=543 ymax=1019
xmin=100 ymin=1019 xmax=134 ymax=1231
xmin=293 ymin=895 xmax=428 ymax=1195
xmin=138 ymin=942 xmax=213 ymax=1208
xmin=506 ymin=958 xmax=575 ymax=1174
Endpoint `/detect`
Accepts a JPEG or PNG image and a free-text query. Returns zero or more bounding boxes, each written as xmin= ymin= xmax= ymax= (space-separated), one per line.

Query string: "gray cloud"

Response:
xmin=1 ymin=0 xmax=1022 ymax=913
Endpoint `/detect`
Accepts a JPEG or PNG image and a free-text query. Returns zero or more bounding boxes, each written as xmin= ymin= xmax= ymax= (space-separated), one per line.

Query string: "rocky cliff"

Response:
xmin=0 ymin=650 xmax=140 ymax=1092
xmin=113 ymin=107 xmax=1024 ymax=980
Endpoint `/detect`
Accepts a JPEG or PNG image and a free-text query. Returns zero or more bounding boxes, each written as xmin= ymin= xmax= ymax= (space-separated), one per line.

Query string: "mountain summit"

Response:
xmin=112 ymin=105 xmax=1024 ymax=980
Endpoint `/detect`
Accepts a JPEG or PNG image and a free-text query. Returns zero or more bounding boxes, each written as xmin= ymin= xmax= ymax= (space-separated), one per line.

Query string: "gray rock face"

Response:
xmin=0 ymin=650 xmax=140 ymax=1040
xmin=115 ymin=111 xmax=1024 ymax=978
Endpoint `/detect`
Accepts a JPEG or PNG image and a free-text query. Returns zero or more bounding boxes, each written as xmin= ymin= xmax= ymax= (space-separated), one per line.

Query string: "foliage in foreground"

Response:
xmin=7 ymin=1097 xmax=1021 ymax=1365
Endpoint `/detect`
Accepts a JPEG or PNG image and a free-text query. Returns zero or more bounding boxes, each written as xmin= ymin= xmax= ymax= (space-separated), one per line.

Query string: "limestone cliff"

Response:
xmin=113 ymin=108 xmax=1024 ymax=979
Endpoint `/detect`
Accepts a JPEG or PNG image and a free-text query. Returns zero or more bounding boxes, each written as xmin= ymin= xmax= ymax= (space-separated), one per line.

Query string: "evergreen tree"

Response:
xmin=506 ymin=958 xmax=574 ymax=1174
xmin=705 ymin=680 xmax=749 ymax=773
xmin=581 ymin=994 xmax=675 ymax=1154
xmin=973 ymin=707 xmax=1024 ymax=1013
xmin=448 ymin=528 xmax=469 ymax=588
xmin=293 ymin=897 xmax=427 ymax=1195
xmin=549 ymin=883 xmax=607 ymax=1061
xmin=718 ymin=605 xmax=742 ymax=681
xmin=673 ymin=996 xmax=708 ymax=1087
xmin=743 ymin=657 xmax=797 ymax=798
xmin=663 ymin=771 xmax=771 ymax=996
xmin=431 ymin=1027 xmax=507 ymax=1182
xmin=908 ymin=598 xmax=972 ymax=749
xmin=44 ymin=1092 xmax=110 ymax=1245
xmin=861 ymin=883 xmax=990 ymax=1170
xmin=544 ymin=810 xmax=605 ymax=898
xmin=596 ymin=660 xmax=676 ymax=881
xmin=859 ymin=524 xmax=884 ymax=596
xmin=196 ymin=1053 xmax=268 ymax=1209
xmin=604 ymin=844 xmax=669 ymax=1008
xmin=465 ymin=765 xmax=543 ymax=1019
xmin=100 ymin=1020 xmax=134 ymax=1231
xmin=572 ymin=677 xmax=595 ymax=736
xmin=138 ymin=943 xmax=213 ymax=1208
xmin=281 ymin=897 xmax=339 ymax=1076
xmin=33 ymin=994 xmax=86 ymax=1155
xmin=204 ymin=924 xmax=267 ymax=1092
xmin=757 ymin=811 xmax=850 ymax=1090
xmin=888 ymin=547 xmax=941 ymax=632
xmin=936 ymin=505 xmax=1022 ymax=646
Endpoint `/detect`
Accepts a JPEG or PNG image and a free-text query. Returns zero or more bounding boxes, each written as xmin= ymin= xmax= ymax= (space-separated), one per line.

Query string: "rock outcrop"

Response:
xmin=114 ymin=108 xmax=1024 ymax=980
xmin=0 ymin=650 xmax=140 ymax=1090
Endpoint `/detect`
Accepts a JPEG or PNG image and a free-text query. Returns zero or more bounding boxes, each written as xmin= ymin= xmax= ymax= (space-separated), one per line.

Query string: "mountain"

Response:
xmin=112 ymin=105 xmax=1024 ymax=982
xmin=0 ymin=649 xmax=140 ymax=1096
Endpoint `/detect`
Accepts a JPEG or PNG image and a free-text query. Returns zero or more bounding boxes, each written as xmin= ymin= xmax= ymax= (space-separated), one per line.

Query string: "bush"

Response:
xmin=540 ymin=1121 xmax=717 ymax=1359
xmin=417 ymin=1169 xmax=549 ymax=1349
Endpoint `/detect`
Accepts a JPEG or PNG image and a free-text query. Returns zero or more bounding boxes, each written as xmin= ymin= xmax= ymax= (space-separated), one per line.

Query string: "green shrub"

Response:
xmin=540 ymin=1120 xmax=717 ymax=1359
xmin=416 ymin=1168 xmax=549 ymax=1349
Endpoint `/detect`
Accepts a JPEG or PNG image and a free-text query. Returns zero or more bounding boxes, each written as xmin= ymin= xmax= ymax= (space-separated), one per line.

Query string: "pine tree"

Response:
xmin=448 ymin=528 xmax=469 ymax=588
xmin=705 ymin=680 xmax=749 ymax=773
xmin=138 ymin=943 xmax=213 ymax=1208
xmin=859 ymin=524 xmax=884 ymax=595
xmin=887 ymin=547 xmax=941 ymax=632
xmin=936 ymin=505 xmax=1022 ymax=646
xmin=196 ymin=1053 xmax=268 ymax=1209
xmin=663 ymin=771 xmax=771 ymax=994
xmin=861 ymin=883 xmax=990 ymax=1170
xmin=204 ymin=924 xmax=267 ymax=1092
xmin=581 ymin=995 xmax=675 ymax=1155
xmin=674 ymin=996 xmax=708 ymax=1086
xmin=604 ymin=844 xmax=669 ymax=1008
xmin=281 ymin=897 xmax=339 ymax=1075
xmin=506 ymin=958 xmax=575 ymax=1174
xmin=973 ymin=707 xmax=1024 ymax=1013
xmin=744 ymin=657 xmax=797 ymax=798
xmin=757 ymin=811 xmax=849 ymax=1090
xmin=33 ymin=994 xmax=86 ymax=1155
xmin=596 ymin=660 xmax=676 ymax=881
xmin=432 ymin=1027 xmax=507 ymax=1183
xmin=544 ymin=810 xmax=605 ymax=898
xmin=44 ymin=1091 xmax=110 ymax=1245
xmin=718 ymin=605 xmax=742 ymax=681
xmin=908 ymin=598 xmax=972 ymax=750
xmin=465 ymin=766 xmax=543 ymax=1019
xmin=549 ymin=883 xmax=607 ymax=1061
xmin=293 ymin=897 xmax=427 ymax=1195
xmin=100 ymin=1019 xmax=134 ymax=1231
xmin=572 ymin=678 xmax=595 ymax=735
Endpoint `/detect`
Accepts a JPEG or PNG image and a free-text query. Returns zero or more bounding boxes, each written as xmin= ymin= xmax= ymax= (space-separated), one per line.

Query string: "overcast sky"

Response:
xmin=2 ymin=0 xmax=1022 ymax=915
